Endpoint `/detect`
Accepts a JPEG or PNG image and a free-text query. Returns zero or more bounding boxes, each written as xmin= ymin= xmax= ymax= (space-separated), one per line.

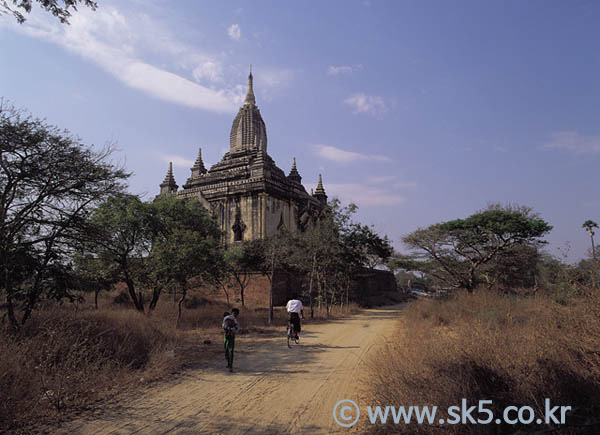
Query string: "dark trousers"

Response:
xmin=224 ymin=333 xmax=235 ymax=367
xmin=289 ymin=312 xmax=301 ymax=333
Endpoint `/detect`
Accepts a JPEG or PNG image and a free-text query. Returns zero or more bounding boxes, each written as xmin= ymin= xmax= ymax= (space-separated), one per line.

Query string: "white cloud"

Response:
xmin=160 ymin=154 xmax=195 ymax=168
xmin=344 ymin=93 xmax=387 ymax=116
xmin=327 ymin=64 xmax=362 ymax=76
xmin=305 ymin=182 xmax=405 ymax=206
xmin=543 ymin=131 xmax=600 ymax=155
xmin=192 ymin=61 xmax=223 ymax=83
xmin=227 ymin=24 xmax=241 ymax=41
xmin=251 ymin=67 xmax=295 ymax=101
xmin=3 ymin=7 xmax=241 ymax=114
xmin=314 ymin=145 xmax=391 ymax=163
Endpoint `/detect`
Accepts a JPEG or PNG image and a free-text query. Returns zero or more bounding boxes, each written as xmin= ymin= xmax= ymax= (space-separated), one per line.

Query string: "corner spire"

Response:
xmin=315 ymin=174 xmax=326 ymax=195
xmin=191 ymin=147 xmax=207 ymax=177
xmin=244 ymin=66 xmax=256 ymax=106
xmin=160 ymin=162 xmax=178 ymax=195
xmin=288 ymin=156 xmax=302 ymax=183
xmin=313 ymin=174 xmax=327 ymax=205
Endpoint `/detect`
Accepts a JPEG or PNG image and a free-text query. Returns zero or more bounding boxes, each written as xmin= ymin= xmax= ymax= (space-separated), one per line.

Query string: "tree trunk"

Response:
xmin=317 ymin=272 xmax=322 ymax=311
xmin=149 ymin=287 xmax=161 ymax=311
xmin=345 ymin=283 xmax=349 ymax=312
xmin=324 ymin=276 xmax=330 ymax=319
xmin=125 ymin=275 xmax=144 ymax=312
xmin=176 ymin=282 xmax=187 ymax=328
xmin=94 ymin=288 xmax=100 ymax=310
xmin=591 ymin=235 xmax=596 ymax=260
xmin=234 ymin=273 xmax=246 ymax=307
xmin=308 ymin=254 xmax=315 ymax=319
xmin=268 ymin=248 xmax=275 ymax=325
xmin=220 ymin=281 xmax=231 ymax=307
xmin=6 ymin=291 xmax=19 ymax=334
xmin=466 ymin=268 xmax=476 ymax=293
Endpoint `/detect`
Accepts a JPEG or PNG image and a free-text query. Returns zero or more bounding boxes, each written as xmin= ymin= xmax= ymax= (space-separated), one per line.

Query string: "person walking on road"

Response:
xmin=222 ymin=308 xmax=240 ymax=372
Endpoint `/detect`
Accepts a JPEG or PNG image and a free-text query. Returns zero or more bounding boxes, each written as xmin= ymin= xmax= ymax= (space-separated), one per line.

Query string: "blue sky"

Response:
xmin=1 ymin=0 xmax=599 ymax=261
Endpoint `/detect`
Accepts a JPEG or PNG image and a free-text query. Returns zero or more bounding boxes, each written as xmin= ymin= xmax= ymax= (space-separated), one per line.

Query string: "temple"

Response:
xmin=158 ymin=70 xmax=327 ymax=244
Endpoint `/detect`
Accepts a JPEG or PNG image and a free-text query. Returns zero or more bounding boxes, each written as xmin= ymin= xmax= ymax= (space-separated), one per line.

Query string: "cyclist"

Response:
xmin=286 ymin=295 xmax=304 ymax=340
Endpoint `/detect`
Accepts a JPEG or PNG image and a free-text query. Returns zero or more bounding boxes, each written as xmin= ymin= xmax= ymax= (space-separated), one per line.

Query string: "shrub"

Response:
xmin=0 ymin=308 xmax=179 ymax=431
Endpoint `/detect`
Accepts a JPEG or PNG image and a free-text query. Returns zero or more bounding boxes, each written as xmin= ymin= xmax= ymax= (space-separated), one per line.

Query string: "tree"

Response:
xmin=342 ymin=222 xmax=393 ymax=270
xmin=1 ymin=0 xmax=97 ymax=24
xmin=582 ymin=220 xmax=598 ymax=260
xmin=480 ymin=243 xmax=539 ymax=290
xmin=254 ymin=232 xmax=295 ymax=324
xmin=84 ymin=195 xmax=152 ymax=312
xmin=73 ymin=251 xmax=118 ymax=309
xmin=403 ymin=205 xmax=552 ymax=292
xmin=0 ymin=102 xmax=127 ymax=331
xmin=221 ymin=241 xmax=263 ymax=307
xmin=291 ymin=199 xmax=393 ymax=316
xmin=145 ymin=196 xmax=223 ymax=325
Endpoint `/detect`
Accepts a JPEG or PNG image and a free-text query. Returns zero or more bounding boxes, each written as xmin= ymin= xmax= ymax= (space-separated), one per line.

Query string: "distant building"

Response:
xmin=159 ymin=70 xmax=327 ymax=244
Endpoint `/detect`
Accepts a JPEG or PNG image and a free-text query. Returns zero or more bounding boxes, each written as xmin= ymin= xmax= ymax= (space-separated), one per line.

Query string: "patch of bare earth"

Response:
xmin=48 ymin=307 xmax=402 ymax=434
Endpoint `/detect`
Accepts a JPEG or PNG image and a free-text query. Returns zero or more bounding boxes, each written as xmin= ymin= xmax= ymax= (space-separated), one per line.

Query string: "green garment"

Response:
xmin=224 ymin=332 xmax=235 ymax=367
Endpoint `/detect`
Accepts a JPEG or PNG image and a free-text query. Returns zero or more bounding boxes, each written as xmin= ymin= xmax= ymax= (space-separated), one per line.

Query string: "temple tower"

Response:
xmin=160 ymin=70 xmax=326 ymax=244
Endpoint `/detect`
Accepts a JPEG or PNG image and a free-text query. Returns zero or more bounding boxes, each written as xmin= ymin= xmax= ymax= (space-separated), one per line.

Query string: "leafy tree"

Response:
xmin=84 ymin=195 xmax=152 ymax=312
xmin=342 ymin=222 xmax=393 ymax=270
xmin=293 ymin=209 xmax=338 ymax=317
xmin=221 ymin=241 xmax=263 ymax=307
xmin=145 ymin=196 xmax=223 ymax=325
xmin=403 ymin=205 xmax=552 ymax=292
xmin=0 ymin=102 xmax=127 ymax=331
xmin=291 ymin=199 xmax=393 ymax=316
xmin=1 ymin=0 xmax=96 ymax=24
xmin=387 ymin=253 xmax=430 ymax=290
xmin=582 ymin=220 xmax=598 ymax=260
xmin=73 ymin=251 xmax=118 ymax=309
xmin=253 ymin=232 xmax=295 ymax=324
xmin=480 ymin=244 xmax=539 ymax=290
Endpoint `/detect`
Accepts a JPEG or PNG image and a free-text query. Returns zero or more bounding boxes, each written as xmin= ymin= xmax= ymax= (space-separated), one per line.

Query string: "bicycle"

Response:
xmin=287 ymin=321 xmax=299 ymax=348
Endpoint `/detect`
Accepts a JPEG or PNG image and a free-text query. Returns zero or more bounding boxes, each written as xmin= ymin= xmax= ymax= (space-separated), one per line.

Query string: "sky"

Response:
xmin=1 ymin=0 xmax=599 ymax=261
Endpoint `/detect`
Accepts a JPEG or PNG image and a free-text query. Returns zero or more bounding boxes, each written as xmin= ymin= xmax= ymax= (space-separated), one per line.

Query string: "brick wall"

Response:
xmin=191 ymin=268 xmax=397 ymax=308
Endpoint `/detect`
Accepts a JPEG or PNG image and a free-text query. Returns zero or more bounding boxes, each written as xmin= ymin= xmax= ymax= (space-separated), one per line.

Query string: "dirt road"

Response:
xmin=61 ymin=307 xmax=401 ymax=434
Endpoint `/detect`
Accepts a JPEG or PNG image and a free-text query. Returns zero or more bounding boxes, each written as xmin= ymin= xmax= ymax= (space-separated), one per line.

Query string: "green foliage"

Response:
xmin=283 ymin=199 xmax=392 ymax=316
xmin=221 ymin=241 xmax=264 ymax=306
xmin=403 ymin=205 xmax=552 ymax=291
xmin=0 ymin=102 xmax=128 ymax=330
xmin=84 ymin=195 xmax=152 ymax=311
xmin=147 ymin=196 xmax=224 ymax=294
xmin=1 ymin=0 xmax=97 ymax=24
xmin=582 ymin=219 xmax=598 ymax=234
xmin=83 ymin=195 xmax=224 ymax=314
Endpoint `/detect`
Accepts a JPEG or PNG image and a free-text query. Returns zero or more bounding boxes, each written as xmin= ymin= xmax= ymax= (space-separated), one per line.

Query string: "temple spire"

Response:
xmin=288 ymin=156 xmax=302 ymax=183
xmin=244 ymin=66 xmax=256 ymax=106
xmin=315 ymin=174 xmax=326 ymax=194
xmin=191 ymin=147 xmax=207 ymax=176
xmin=313 ymin=173 xmax=327 ymax=205
xmin=160 ymin=162 xmax=178 ymax=195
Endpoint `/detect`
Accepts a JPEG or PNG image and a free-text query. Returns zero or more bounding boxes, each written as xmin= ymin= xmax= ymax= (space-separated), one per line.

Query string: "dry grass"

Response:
xmin=366 ymin=290 xmax=600 ymax=434
xmin=0 ymin=307 xmax=185 ymax=432
xmin=0 ymin=290 xmax=361 ymax=432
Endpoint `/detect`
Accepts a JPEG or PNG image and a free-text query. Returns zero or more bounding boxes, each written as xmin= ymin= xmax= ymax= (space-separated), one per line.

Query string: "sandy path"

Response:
xmin=60 ymin=307 xmax=401 ymax=434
